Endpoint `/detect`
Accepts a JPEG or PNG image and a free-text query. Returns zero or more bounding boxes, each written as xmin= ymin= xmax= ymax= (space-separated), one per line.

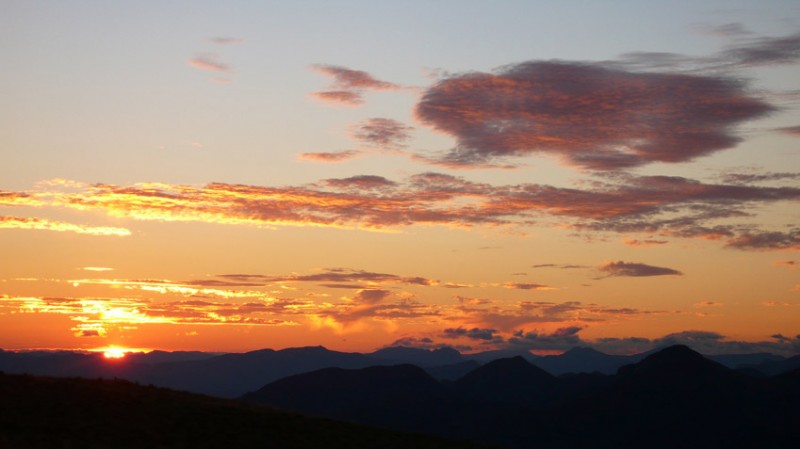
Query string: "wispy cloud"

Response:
xmin=599 ymin=261 xmax=683 ymax=277
xmin=350 ymin=118 xmax=414 ymax=150
xmin=777 ymin=125 xmax=800 ymax=136
xmin=311 ymin=64 xmax=400 ymax=106
xmin=6 ymin=173 xmax=799 ymax=249
xmin=210 ymin=36 xmax=243 ymax=45
xmin=188 ymin=55 xmax=230 ymax=73
xmin=298 ymin=150 xmax=365 ymax=163
xmin=0 ymin=216 xmax=130 ymax=236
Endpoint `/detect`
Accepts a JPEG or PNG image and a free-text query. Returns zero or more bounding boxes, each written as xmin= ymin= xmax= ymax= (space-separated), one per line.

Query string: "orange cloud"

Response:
xmin=5 ymin=173 xmax=799 ymax=250
xmin=0 ymin=216 xmax=130 ymax=236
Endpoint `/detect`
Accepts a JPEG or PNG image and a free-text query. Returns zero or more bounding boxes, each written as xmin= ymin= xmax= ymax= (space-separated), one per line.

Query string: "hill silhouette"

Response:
xmin=2 ymin=344 xmax=796 ymax=399
xmin=243 ymin=345 xmax=800 ymax=449
xmin=0 ymin=371 xmax=493 ymax=449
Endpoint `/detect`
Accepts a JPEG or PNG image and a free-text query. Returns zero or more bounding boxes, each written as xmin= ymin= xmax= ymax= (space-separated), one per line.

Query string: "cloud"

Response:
xmin=323 ymin=175 xmax=397 ymax=190
xmin=721 ymin=171 xmax=800 ymax=184
xmin=220 ymin=268 xmax=436 ymax=287
xmin=693 ymin=22 xmax=754 ymax=38
xmin=312 ymin=64 xmax=399 ymax=90
xmin=624 ymin=238 xmax=669 ymax=247
xmin=773 ymin=260 xmax=798 ymax=270
xmin=0 ymin=216 xmax=130 ymax=236
xmin=350 ymin=118 xmax=414 ymax=149
xmin=210 ymin=37 xmax=243 ymax=45
xmin=11 ymin=173 xmax=800 ymax=250
xmin=415 ymin=61 xmax=773 ymax=170
xmin=441 ymin=327 xmax=499 ymax=341
xmin=458 ymin=299 xmax=663 ymax=332
xmin=298 ymin=150 xmax=365 ymax=163
xmin=777 ymin=125 xmax=800 ymax=137
xmin=722 ymin=32 xmax=800 ymax=67
xmin=309 ymin=91 xmax=364 ymax=106
xmin=353 ymin=289 xmax=391 ymax=304
xmin=725 ymin=229 xmax=800 ymax=251
xmin=505 ymin=326 xmax=584 ymax=350
xmin=599 ymin=261 xmax=683 ymax=277
xmin=502 ymin=282 xmax=551 ymax=290
xmin=311 ymin=64 xmax=399 ymax=106
xmin=188 ymin=55 xmax=230 ymax=73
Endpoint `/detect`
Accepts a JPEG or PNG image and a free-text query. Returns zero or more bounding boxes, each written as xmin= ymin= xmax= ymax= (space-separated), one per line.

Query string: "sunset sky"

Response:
xmin=2 ymin=0 xmax=799 ymax=356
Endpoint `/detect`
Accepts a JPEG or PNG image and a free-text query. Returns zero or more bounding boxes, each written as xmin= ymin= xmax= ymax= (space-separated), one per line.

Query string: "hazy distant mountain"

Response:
xmin=0 ymin=372 xmax=491 ymax=449
xmin=368 ymin=346 xmax=463 ymax=366
xmin=463 ymin=348 xmax=540 ymax=364
xmin=533 ymin=346 xmax=643 ymax=375
xmin=739 ymin=353 xmax=800 ymax=377
xmin=424 ymin=360 xmax=481 ymax=381
xmin=242 ymin=345 xmax=800 ymax=449
xmin=132 ymin=346 xmax=376 ymax=397
xmin=2 ymin=344 xmax=799 ymax=402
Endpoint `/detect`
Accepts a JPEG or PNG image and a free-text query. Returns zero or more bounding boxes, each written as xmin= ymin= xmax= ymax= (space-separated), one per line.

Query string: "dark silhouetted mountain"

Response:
xmin=0 ymin=372 xmax=493 ymax=449
xmin=241 ymin=345 xmax=800 ymax=449
xmin=454 ymin=356 xmax=556 ymax=405
xmin=533 ymin=346 xmax=642 ymax=375
xmin=368 ymin=346 xmax=463 ymax=366
xmin=241 ymin=364 xmax=460 ymax=435
xmin=464 ymin=348 xmax=539 ymax=364
xmin=133 ymin=346 xmax=376 ymax=397
xmin=424 ymin=360 xmax=482 ymax=381
xmin=125 ymin=350 xmax=221 ymax=364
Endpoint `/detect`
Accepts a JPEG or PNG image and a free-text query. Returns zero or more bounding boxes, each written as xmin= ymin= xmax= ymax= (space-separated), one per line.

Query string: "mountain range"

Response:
xmin=0 ymin=345 xmax=796 ymax=397
xmin=242 ymin=345 xmax=800 ymax=449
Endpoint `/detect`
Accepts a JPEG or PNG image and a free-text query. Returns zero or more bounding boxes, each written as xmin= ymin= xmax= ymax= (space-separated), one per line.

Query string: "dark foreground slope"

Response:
xmin=0 ymin=372 xmax=492 ymax=449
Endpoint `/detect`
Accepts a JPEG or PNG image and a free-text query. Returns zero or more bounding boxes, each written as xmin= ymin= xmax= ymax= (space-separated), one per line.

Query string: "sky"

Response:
xmin=1 ymin=0 xmax=799 ymax=356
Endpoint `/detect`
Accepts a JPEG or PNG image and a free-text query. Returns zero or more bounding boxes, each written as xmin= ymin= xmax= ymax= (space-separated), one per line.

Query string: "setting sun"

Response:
xmin=102 ymin=347 xmax=128 ymax=359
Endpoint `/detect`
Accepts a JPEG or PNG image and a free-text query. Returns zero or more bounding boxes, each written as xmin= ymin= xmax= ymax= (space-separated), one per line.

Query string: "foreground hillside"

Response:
xmin=0 ymin=372 xmax=492 ymax=449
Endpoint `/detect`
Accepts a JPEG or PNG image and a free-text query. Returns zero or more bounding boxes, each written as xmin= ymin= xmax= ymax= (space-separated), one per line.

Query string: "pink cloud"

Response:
xmin=188 ymin=55 xmax=230 ymax=73
xmin=298 ymin=150 xmax=365 ymax=163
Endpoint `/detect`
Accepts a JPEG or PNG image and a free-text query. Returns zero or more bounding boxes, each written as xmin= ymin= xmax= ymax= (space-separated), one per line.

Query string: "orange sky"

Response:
xmin=1 ymin=1 xmax=799 ymax=356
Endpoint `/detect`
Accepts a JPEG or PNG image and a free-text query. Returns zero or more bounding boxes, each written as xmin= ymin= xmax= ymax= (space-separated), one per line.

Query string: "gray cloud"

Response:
xmin=415 ymin=61 xmax=773 ymax=170
xmin=599 ymin=261 xmax=683 ymax=277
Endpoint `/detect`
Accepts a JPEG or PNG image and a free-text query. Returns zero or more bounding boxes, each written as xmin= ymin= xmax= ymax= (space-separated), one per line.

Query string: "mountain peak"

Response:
xmin=457 ymin=356 xmax=554 ymax=386
xmin=617 ymin=345 xmax=732 ymax=381
xmin=563 ymin=346 xmax=605 ymax=357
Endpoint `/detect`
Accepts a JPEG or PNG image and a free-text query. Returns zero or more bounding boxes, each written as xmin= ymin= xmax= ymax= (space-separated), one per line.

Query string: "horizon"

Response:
xmin=2 ymin=1 xmax=799 ymax=357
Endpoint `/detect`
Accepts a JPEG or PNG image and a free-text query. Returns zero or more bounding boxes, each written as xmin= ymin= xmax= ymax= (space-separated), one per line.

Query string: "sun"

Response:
xmin=99 ymin=346 xmax=130 ymax=359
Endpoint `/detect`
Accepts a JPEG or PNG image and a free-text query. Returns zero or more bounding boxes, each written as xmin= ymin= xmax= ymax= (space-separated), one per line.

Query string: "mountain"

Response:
xmin=0 ymin=371 xmax=492 ymax=449
xmin=424 ymin=360 xmax=482 ymax=381
xmin=740 ymin=353 xmax=800 ymax=377
xmin=241 ymin=345 xmax=800 ymax=449
xmin=241 ymin=364 xmax=456 ymax=435
xmin=464 ymin=348 xmax=540 ymax=364
xmin=453 ymin=356 xmax=556 ymax=405
xmin=533 ymin=346 xmax=643 ymax=375
xmin=708 ymin=352 xmax=785 ymax=369
xmin=369 ymin=346 xmax=464 ymax=366
xmin=131 ymin=346 xmax=376 ymax=397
